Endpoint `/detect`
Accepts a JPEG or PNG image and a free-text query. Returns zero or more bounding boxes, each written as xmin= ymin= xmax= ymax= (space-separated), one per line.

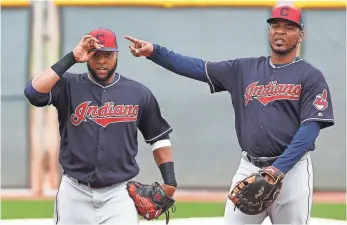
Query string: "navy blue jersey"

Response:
xmin=48 ymin=72 xmax=172 ymax=186
xmin=205 ymin=56 xmax=334 ymax=157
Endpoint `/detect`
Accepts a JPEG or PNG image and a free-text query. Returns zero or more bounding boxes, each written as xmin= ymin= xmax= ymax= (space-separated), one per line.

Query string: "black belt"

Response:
xmin=64 ymin=172 xmax=111 ymax=189
xmin=245 ymin=152 xmax=278 ymax=168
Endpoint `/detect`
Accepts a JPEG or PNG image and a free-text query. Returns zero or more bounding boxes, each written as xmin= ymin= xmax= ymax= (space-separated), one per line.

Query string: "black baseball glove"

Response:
xmin=228 ymin=166 xmax=284 ymax=215
xmin=126 ymin=181 xmax=176 ymax=224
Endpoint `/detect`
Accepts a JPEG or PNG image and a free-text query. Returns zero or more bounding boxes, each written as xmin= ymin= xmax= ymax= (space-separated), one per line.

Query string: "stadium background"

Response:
xmin=1 ymin=0 xmax=346 ymax=223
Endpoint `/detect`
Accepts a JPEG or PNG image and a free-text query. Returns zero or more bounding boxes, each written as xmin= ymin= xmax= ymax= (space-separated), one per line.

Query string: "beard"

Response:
xmin=270 ymin=40 xmax=298 ymax=55
xmin=87 ymin=60 xmax=118 ymax=83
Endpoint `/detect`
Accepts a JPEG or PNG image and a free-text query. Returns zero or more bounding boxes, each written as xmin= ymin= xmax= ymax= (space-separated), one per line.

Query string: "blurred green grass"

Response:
xmin=0 ymin=200 xmax=345 ymax=221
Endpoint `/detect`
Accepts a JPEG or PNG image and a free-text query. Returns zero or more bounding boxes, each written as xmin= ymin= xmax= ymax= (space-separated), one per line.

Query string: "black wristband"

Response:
xmin=51 ymin=51 xmax=77 ymax=78
xmin=159 ymin=162 xmax=177 ymax=187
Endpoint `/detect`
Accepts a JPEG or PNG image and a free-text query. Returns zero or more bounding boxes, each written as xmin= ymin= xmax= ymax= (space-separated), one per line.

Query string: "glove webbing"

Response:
xmin=163 ymin=204 xmax=176 ymax=225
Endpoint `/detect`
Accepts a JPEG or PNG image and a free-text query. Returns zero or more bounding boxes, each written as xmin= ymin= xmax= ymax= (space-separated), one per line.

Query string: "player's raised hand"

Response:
xmin=73 ymin=35 xmax=103 ymax=63
xmin=124 ymin=35 xmax=154 ymax=57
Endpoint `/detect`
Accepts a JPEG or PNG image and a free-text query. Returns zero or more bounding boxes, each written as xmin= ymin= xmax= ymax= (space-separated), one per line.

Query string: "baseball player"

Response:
xmin=124 ymin=5 xmax=335 ymax=225
xmin=24 ymin=28 xmax=177 ymax=225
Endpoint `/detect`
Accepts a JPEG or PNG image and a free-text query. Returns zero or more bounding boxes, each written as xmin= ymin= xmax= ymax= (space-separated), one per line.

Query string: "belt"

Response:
xmin=243 ymin=152 xmax=278 ymax=168
xmin=64 ymin=172 xmax=112 ymax=189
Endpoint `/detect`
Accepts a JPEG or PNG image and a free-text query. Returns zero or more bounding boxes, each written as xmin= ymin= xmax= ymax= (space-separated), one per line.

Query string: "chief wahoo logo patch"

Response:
xmin=313 ymin=89 xmax=328 ymax=111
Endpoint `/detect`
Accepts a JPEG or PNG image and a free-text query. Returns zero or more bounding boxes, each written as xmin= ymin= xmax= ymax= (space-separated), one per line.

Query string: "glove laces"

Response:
xmin=164 ymin=204 xmax=176 ymax=225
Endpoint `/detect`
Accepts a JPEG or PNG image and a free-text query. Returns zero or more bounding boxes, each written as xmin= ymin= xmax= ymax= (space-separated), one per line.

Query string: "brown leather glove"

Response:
xmin=229 ymin=166 xmax=284 ymax=215
xmin=126 ymin=181 xmax=176 ymax=224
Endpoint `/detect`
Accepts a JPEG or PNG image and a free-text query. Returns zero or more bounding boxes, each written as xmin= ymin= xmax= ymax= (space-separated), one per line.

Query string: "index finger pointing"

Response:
xmin=124 ymin=35 xmax=139 ymax=44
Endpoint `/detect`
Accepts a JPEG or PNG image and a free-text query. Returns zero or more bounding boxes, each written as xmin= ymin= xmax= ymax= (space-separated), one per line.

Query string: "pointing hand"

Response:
xmin=124 ymin=35 xmax=154 ymax=57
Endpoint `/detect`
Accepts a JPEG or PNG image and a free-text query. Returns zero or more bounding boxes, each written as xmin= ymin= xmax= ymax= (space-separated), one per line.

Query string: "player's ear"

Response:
xmin=114 ymin=52 xmax=119 ymax=59
xmin=298 ymin=31 xmax=304 ymax=43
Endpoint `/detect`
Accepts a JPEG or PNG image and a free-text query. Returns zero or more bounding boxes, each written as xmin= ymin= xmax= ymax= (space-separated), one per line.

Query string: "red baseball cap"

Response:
xmin=267 ymin=5 xmax=304 ymax=30
xmin=88 ymin=28 xmax=119 ymax=52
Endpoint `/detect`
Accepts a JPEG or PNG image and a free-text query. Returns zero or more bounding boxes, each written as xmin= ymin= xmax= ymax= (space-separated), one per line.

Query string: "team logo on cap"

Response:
xmin=95 ymin=33 xmax=105 ymax=45
xmin=280 ymin=7 xmax=289 ymax=16
xmin=71 ymin=101 xmax=139 ymax=127
xmin=244 ymin=81 xmax=302 ymax=106
xmin=313 ymin=89 xmax=328 ymax=111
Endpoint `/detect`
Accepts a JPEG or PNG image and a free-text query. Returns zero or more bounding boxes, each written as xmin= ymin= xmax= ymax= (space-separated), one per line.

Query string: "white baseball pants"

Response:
xmin=224 ymin=151 xmax=313 ymax=225
xmin=53 ymin=174 xmax=139 ymax=225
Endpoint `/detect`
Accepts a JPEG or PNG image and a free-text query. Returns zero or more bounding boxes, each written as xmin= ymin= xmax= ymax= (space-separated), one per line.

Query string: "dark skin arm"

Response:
xmin=153 ymin=146 xmax=176 ymax=197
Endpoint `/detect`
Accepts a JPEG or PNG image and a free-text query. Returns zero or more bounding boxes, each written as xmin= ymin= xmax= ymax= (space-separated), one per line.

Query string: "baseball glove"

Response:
xmin=126 ymin=181 xmax=176 ymax=224
xmin=228 ymin=166 xmax=284 ymax=215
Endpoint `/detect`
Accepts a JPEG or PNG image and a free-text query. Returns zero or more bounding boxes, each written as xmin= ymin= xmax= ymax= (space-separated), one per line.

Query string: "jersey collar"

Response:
xmin=87 ymin=72 xmax=121 ymax=89
xmin=269 ymin=56 xmax=303 ymax=68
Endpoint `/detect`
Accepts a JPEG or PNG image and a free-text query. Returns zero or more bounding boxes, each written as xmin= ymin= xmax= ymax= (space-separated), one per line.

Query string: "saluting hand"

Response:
xmin=73 ymin=35 xmax=103 ymax=63
xmin=124 ymin=35 xmax=154 ymax=57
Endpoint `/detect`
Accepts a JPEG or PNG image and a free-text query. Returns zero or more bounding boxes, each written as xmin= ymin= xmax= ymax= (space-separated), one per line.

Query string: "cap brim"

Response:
xmin=89 ymin=47 xmax=119 ymax=52
xmin=267 ymin=17 xmax=302 ymax=29
xmin=267 ymin=17 xmax=292 ymax=23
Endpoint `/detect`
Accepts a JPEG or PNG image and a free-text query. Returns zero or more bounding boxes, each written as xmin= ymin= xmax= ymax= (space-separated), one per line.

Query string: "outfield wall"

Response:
xmin=1 ymin=1 xmax=346 ymax=191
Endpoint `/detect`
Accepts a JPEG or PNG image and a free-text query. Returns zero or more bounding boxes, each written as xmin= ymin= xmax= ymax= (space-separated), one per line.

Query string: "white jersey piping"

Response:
xmin=204 ymin=61 xmax=216 ymax=93
xmin=87 ymin=73 xmax=121 ymax=89
xmin=269 ymin=57 xmax=303 ymax=68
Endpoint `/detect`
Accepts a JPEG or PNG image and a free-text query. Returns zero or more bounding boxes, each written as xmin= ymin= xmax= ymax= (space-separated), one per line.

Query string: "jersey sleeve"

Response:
xmin=204 ymin=59 xmax=241 ymax=93
xmin=138 ymin=92 xmax=173 ymax=144
xmin=48 ymin=73 xmax=69 ymax=108
xmin=300 ymin=69 xmax=334 ymax=129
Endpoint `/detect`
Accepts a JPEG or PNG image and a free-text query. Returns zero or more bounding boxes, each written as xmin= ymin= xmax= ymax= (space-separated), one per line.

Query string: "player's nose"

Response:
xmin=274 ymin=27 xmax=286 ymax=34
